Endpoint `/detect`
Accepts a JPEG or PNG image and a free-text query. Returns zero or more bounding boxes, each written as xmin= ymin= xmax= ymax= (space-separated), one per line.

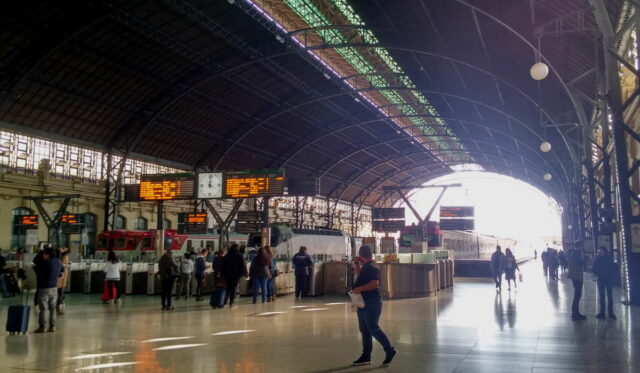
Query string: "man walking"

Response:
xmin=34 ymin=247 xmax=63 ymax=333
xmin=292 ymin=246 xmax=313 ymax=299
xmin=490 ymin=245 xmax=505 ymax=293
xmin=592 ymin=247 xmax=617 ymax=319
xmin=351 ymin=245 xmax=396 ymax=366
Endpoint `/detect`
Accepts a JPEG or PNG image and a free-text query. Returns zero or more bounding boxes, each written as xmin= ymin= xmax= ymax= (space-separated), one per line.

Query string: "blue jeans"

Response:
xmin=252 ymin=277 xmax=268 ymax=303
xmin=357 ymin=299 xmax=394 ymax=358
xmin=267 ymin=277 xmax=276 ymax=297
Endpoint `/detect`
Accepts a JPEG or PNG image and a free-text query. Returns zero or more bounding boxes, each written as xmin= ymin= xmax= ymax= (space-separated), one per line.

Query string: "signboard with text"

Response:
xmin=138 ymin=173 xmax=194 ymax=201
xmin=440 ymin=219 xmax=475 ymax=231
xmin=61 ymin=214 xmax=82 ymax=234
xmin=178 ymin=212 xmax=208 ymax=234
xmin=224 ymin=169 xmax=285 ymax=198
xmin=440 ymin=206 xmax=475 ymax=218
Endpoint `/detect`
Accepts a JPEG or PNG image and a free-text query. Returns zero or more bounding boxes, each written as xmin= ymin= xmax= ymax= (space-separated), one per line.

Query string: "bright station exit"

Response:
xmin=395 ymin=170 xmax=562 ymax=257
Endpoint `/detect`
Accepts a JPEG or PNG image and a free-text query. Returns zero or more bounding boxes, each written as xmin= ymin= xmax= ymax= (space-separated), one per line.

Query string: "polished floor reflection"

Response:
xmin=1 ymin=262 xmax=637 ymax=372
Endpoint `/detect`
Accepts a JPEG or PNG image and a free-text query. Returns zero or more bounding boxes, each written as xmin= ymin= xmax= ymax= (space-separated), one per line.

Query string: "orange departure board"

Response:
xmin=186 ymin=213 xmax=207 ymax=224
xmin=138 ymin=174 xmax=194 ymax=200
xmin=61 ymin=214 xmax=79 ymax=224
xmin=14 ymin=215 xmax=38 ymax=227
xmin=223 ymin=170 xmax=285 ymax=198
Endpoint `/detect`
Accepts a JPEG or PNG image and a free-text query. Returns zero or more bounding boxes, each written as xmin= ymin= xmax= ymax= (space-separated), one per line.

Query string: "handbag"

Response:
xmin=349 ymin=291 xmax=365 ymax=310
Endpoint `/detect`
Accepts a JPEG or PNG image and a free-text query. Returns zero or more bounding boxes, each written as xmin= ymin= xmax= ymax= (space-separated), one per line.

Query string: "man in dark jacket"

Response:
xmin=568 ymin=247 xmax=587 ymax=321
xmin=222 ymin=244 xmax=247 ymax=308
xmin=490 ymin=246 xmax=505 ymax=293
xmin=292 ymin=246 xmax=313 ymax=299
xmin=158 ymin=249 xmax=178 ymax=310
xmin=592 ymin=247 xmax=617 ymax=319
xmin=34 ymin=248 xmax=63 ymax=333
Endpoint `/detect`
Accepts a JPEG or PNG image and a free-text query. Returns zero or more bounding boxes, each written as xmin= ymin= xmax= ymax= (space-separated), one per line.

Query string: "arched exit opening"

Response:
xmin=396 ymin=171 xmax=562 ymax=259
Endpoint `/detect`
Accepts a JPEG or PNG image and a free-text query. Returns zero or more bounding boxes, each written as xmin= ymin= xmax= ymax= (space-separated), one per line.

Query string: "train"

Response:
xmin=398 ymin=222 xmax=517 ymax=260
xmin=96 ymin=223 xmax=349 ymax=261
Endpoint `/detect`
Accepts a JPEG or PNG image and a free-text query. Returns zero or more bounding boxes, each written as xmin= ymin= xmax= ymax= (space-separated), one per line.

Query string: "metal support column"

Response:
xmin=592 ymin=0 xmax=640 ymax=304
xmin=25 ymin=195 xmax=80 ymax=248
xmin=203 ymin=199 xmax=243 ymax=250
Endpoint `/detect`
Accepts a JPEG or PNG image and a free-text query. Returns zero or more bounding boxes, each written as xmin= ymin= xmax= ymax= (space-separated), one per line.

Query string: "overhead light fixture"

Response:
xmin=530 ymin=35 xmax=549 ymax=80
xmin=323 ymin=72 xmax=331 ymax=80
xmin=227 ymin=0 xmax=235 ymax=3
xmin=540 ymin=141 xmax=552 ymax=153
xmin=567 ymin=224 xmax=573 ymax=230
xmin=1 ymin=150 xmax=12 ymax=156
xmin=1 ymin=141 xmax=12 ymax=148
xmin=354 ymin=97 xmax=360 ymax=102
xmin=275 ymin=35 xmax=285 ymax=43
xmin=16 ymin=153 xmax=28 ymax=160
xmin=543 ymin=173 xmax=552 ymax=181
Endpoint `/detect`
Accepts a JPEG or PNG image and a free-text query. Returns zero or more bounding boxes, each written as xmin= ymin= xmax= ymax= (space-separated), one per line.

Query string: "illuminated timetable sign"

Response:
xmin=138 ymin=173 xmax=194 ymax=201
xmin=223 ymin=169 xmax=285 ymax=198
xmin=14 ymin=215 xmax=39 ymax=228
xmin=60 ymin=214 xmax=82 ymax=234
xmin=178 ymin=212 xmax=208 ymax=234
xmin=439 ymin=206 xmax=474 ymax=218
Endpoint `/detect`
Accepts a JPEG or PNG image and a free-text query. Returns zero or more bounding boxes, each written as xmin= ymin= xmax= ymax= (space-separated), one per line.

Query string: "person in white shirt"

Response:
xmin=104 ymin=251 xmax=121 ymax=304
xmin=177 ymin=252 xmax=194 ymax=300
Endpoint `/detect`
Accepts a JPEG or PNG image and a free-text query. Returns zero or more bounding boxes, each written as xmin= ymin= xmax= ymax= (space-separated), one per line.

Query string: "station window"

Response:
xmin=163 ymin=218 xmax=171 ymax=229
xmin=115 ymin=215 xmax=127 ymax=230
xmin=134 ymin=217 xmax=148 ymax=230
xmin=83 ymin=213 xmax=97 ymax=256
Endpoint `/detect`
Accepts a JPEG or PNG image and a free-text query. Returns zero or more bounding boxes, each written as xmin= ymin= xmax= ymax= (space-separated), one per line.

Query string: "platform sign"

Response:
xmin=139 ymin=173 xmax=194 ymax=200
xmin=286 ymin=177 xmax=319 ymax=196
xmin=373 ymin=220 xmax=405 ymax=232
xmin=14 ymin=215 xmax=39 ymax=228
xmin=237 ymin=211 xmax=264 ymax=222
xmin=236 ymin=222 xmax=262 ymax=233
xmin=224 ymin=169 xmax=285 ymax=198
xmin=440 ymin=206 xmax=474 ymax=218
xmin=440 ymin=219 xmax=474 ymax=231
xmin=372 ymin=208 xmax=405 ymax=220
xmin=60 ymin=214 xmax=82 ymax=234
xmin=178 ymin=212 xmax=208 ymax=234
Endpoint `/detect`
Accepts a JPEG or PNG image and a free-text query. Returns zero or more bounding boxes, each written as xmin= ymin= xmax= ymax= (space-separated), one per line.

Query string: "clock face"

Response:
xmin=197 ymin=173 xmax=223 ymax=199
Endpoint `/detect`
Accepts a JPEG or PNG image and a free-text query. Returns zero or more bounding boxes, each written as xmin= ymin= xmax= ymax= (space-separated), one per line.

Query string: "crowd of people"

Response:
xmin=492 ymin=243 xmax=619 ymax=321
xmin=156 ymin=244 xmax=315 ymax=311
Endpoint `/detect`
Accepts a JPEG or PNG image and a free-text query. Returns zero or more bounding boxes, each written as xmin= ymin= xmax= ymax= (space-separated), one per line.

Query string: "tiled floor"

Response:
xmin=1 ymin=261 xmax=637 ymax=372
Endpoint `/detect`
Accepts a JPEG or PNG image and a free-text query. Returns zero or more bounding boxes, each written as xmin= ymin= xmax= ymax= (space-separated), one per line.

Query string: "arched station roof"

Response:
xmin=0 ymin=0 xmax=622 ymax=207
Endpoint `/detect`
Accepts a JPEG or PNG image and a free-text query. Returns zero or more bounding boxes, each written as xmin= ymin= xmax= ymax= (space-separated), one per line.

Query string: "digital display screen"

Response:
xmin=224 ymin=170 xmax=285 ymax=198
xmin=178 ymin=212 xmax=208 ymax=234
xmin=185 ymin=213 xmax=207 ymax=224
xmin=14 ymin=215 xmax=38 ymax=228
xmin=440 ymin=206 xmax=474 ymax=218
xmin=138 ymin=174 xmax=194 ymax=200
xmin=61 ymin=214 xmax=80 ymax=225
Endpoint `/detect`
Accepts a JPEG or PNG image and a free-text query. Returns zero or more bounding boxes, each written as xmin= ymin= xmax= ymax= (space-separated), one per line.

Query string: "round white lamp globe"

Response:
xmin=568 ymin=224 xmax=573 ymax=230
xmin=543 ymin=173 xmax=552 ymax=181
xmin=540 ymin=141 xmax=552 ymax=152
xmin=530 ymin=61 xmax=549 ymax=80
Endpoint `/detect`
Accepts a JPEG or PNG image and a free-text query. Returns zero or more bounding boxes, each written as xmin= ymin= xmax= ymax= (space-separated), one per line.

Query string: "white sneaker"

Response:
xmin=116 ymin=299 xmax=122 ymax=305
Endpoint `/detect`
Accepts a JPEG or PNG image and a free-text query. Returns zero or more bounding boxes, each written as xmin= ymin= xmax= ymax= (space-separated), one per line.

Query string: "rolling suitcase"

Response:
xmin=210 ymin=288 xmax=226 ymax=309
xmin=6 ymin=290 xmax=30 ymax=335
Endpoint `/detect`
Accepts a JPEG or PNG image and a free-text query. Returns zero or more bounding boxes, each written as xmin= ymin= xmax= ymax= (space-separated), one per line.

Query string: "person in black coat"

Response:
xmin=592 ymin=247 xmax=617 ymax=319
xmin=292 ymin=246 xmax=313 ymax=299
xmin=221 ymin=243 xmax=247 ymax=308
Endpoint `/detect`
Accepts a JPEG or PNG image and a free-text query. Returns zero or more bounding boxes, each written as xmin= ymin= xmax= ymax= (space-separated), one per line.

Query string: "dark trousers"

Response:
xmin=224 ymin=278 xmax=239 ymax=307
xmin=571 ymin=279 xmax=583 ymax=316
xmin=295 ymin=275 xmax=308 ymax=298
xmin=195 ymin=273 xmax=204 ymax=299
xmin=107 ymin=280 xmax=121 ymax=299
xmin=57 ymin=287 xmax=65 ymax=306
xmin=543 ymin=263 xmax=548 ymax=276
xmin=493 ymin=272 xmax=502 ymax=289
xmin=357 ymin=299 xmax=393 ymax=358
xmin=597 ymin=281 xmax=614 ymax=315
xmin=161 ymin=277 xmax=175 ymax=308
